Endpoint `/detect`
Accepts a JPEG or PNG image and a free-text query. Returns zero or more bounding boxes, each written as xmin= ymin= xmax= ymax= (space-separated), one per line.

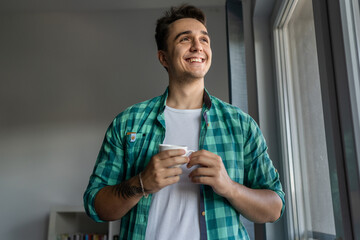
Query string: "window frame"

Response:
xmin=273 ymin=0 xmax=360 ymax=239
xmin=313 ymin=0 xmax=360 ymax=238
xmin=273 ymin=0 xmax=308 ymax=238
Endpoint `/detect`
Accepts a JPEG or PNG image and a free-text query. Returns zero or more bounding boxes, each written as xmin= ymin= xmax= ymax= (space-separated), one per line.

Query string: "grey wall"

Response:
xmin=0 ymin=7 xmax=228 ymax=239
xmin=253 ymin=0 xmax=286 ymax=239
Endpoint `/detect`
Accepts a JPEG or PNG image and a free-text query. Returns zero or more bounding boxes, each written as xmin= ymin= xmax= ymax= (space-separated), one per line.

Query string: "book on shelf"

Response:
xmin=57 ymin=233 xmax=108 ymax=240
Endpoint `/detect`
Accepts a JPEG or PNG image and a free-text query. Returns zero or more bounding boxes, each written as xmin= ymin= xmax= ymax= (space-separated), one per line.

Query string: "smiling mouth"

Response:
xmin=186 ymin=57 xmax=205 ymax=63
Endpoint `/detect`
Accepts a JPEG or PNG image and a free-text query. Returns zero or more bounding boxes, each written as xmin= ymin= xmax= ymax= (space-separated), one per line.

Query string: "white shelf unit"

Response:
xmin=48 ymin=206 xmax=121 ymax=240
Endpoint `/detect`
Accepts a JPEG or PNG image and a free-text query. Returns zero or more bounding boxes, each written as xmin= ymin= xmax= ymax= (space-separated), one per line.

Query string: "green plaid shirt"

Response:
xmin=84 ymin=88 xmax=285 ymax=240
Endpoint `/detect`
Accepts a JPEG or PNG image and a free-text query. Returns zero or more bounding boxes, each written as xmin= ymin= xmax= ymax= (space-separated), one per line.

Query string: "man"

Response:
xmin=84 ymin=4 xmax=285 ymax=240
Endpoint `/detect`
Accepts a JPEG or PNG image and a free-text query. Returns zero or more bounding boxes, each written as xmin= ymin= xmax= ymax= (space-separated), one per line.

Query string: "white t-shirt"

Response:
xmin=145 ymin=106 xmax=202 ymax=240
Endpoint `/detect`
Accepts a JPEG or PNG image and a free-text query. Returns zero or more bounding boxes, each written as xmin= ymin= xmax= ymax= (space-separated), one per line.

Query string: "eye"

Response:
xmin=180 ymin=37 xmax=190 ymax=42
xmin=201 ymin=37 xmax=209 ymax=43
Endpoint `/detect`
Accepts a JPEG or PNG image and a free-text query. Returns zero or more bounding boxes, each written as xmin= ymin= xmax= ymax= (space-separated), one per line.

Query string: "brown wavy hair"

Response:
xmin=155 ymin=4 xmax=206 ymax=51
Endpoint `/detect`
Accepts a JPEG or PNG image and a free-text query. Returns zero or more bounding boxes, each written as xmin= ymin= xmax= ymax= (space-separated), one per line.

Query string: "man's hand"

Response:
xmin=187 ymin=150 xmax=234 ymax=197
xmin=94 ymin=149 xmax=188 ymax=221
xmin=141 ymin=149 xmax=189 ymax=194
xmin=187 ymin=150 xmax=283 ymax=223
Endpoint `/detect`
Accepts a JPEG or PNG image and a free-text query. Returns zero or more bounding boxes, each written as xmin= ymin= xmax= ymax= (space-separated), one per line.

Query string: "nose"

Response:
xmin=190 ymin=39 xmax=203 ymax=52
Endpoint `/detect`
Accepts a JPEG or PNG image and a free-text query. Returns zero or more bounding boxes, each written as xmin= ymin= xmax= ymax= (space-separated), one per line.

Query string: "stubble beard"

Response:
xmin=169 ymin=66 xmax=209 ymax=85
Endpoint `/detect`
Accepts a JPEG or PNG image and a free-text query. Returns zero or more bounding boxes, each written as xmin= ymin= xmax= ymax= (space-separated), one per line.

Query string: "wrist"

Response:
xmin=112 ymin=177 xmax=143 ymax=200
xmin=223 ymin=180 xmax=238 ymax=200
xmin=138 ymin=172 xmax=149 ymax=198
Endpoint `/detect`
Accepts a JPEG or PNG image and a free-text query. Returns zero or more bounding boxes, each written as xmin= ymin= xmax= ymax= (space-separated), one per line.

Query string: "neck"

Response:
xmin=167 ymin=79 xmax=204 ymax=109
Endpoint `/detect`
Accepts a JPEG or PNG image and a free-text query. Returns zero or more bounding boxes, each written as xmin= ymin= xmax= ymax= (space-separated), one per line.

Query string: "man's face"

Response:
xmin=159 ymin=18 xmax=212 ymax=81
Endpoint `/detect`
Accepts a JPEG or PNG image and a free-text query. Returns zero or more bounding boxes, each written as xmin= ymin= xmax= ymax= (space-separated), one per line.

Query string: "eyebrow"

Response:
xmin=174 ymin=30 xmax=209 ymax=41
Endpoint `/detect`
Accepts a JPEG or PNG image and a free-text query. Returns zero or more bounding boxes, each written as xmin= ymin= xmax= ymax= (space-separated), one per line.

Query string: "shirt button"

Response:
xmin=201 ymin=211 xmax=205 ymax=216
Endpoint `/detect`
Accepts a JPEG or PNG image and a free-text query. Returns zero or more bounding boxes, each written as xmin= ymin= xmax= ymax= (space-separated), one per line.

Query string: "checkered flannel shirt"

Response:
xmin=83 ymin=88 xmax=285 ymax=240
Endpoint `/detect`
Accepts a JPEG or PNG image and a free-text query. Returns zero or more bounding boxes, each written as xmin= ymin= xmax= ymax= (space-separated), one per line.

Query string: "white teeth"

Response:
xmin=189 ymin=58 xmax=202 ymax=62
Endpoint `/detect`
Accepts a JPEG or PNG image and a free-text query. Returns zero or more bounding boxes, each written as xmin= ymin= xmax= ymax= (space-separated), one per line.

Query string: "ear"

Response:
xmin=158 ymin=50 xmax=168 ymax=68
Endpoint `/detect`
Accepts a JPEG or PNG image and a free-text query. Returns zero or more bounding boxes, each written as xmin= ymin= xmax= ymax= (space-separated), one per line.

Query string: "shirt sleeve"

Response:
xmin=83 ymin=116 xmax=125 ymax=222
xmin=243 ymin=117 xmax=286 ymax=220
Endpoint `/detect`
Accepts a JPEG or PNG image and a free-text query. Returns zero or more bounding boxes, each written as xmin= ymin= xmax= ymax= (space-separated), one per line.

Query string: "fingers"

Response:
xmin=186 ymin=150 xmax=233 ymax=197
xmin=143 ymin=149 xmax=226 ymax=194
xmin=157 ymin=149 xmax=186 ymax=160
xmin=189 ymin=175 xmax=212 ymax=185
xmin=142 ymin=166 xmax=183 ymax=193
xmin=165 ymin=156 xmax=189 ymax=168
xmin=187 ymin=149 xmax=221 ymax=168
xmin=141 ymin=149 xmax=189 ymax=193
xmin=187 ymin=150 xmax=220 ymax=181
xmin=188 ymin=168 xmax=217 ymax=189
xmin=151 ymin=167 xmax=183 ymax=183
xmin=188 ymin=167 xmax=214 ymax=179
xmin=157 ymin=149 xmax=189 ymax=168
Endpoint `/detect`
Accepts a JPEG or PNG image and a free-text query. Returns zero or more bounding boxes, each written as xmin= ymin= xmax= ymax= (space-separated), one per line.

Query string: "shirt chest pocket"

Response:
xmin=125 ymin=132 xmax=148 ymax=166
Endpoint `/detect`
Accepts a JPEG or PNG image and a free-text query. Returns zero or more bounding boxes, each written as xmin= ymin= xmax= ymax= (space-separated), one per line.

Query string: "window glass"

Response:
xmin=285 ymin=0 xmax=336 ymax=238
xmin=340 ymin=0 xmax=360 ymax=182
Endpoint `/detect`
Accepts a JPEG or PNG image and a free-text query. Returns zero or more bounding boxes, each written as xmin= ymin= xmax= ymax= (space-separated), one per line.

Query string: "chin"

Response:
xmin=191 ymin=72 xmax=208 ymax=79
xmin=170 ymin=69 xmax=209 ymax=82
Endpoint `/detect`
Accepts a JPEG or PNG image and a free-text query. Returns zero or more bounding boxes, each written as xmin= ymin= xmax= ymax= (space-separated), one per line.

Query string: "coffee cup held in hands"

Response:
xmin=159 ymin=144 xmax=194 ymax=167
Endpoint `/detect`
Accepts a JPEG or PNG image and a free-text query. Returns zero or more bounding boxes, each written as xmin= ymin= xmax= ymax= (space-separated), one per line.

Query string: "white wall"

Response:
xmin=0 ymin=7 xmax=228 ymax=239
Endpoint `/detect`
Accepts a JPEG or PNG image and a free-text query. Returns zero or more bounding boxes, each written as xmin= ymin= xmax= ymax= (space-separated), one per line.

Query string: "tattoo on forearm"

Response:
xmin=112 ymin=181 xmax=143 ymax=199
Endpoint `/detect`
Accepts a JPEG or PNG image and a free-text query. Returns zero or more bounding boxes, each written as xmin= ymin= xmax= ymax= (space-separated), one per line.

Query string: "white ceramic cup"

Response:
xmin=158 ymin=144 xmax=195 ymax=167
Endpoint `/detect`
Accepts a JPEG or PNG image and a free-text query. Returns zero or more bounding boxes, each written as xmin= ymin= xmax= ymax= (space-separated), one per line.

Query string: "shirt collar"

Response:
xmin=159 ymin=87 xmax=212 ymax=114
xmin=203 ymin=88 xmax=212 ymax=111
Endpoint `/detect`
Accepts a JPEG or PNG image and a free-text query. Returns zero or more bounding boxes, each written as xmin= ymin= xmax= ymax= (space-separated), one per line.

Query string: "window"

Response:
xmin=273 ymin=0 xmax=336 ymax=238
xmin=339 ymin=0 xmax=360 ymax=185
xmin=274 ymin=0 xmax=360 ymax=238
